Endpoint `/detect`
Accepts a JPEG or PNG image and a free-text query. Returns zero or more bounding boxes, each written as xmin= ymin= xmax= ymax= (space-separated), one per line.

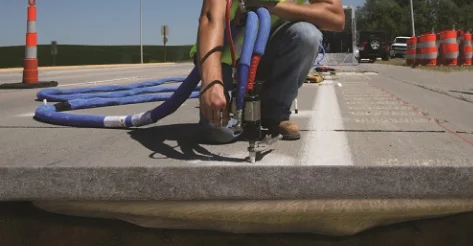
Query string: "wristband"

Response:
xmin=199 ymin=80 xmax=225 ymax=98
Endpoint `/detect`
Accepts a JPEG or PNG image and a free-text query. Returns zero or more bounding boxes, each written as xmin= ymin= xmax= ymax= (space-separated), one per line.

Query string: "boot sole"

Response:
xmin=281 ymin=132 xmax=301 ymax=140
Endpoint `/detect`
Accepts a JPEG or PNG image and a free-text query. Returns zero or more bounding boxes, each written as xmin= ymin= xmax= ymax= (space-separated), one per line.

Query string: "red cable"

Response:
xmin=225 ymin=0 xmax=237 ymax=68
xmin=247 ymin=55 xmax=261 ymax=91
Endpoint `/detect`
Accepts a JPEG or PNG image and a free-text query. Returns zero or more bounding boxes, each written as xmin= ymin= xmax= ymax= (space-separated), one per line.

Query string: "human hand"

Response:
xmin=199 ymin=80 xmax=230 ymax=128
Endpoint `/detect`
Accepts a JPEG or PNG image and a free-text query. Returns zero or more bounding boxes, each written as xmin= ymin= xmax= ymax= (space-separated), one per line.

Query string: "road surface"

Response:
xmin=1 ymin=62 xmax=473 ymax=201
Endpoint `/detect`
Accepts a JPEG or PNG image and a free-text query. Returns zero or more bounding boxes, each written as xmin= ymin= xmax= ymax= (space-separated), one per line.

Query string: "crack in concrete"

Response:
xmin=300 ymin=129 xmax=446 ymax=133
xmin=333 ymin=130 xmax=446 ymax=133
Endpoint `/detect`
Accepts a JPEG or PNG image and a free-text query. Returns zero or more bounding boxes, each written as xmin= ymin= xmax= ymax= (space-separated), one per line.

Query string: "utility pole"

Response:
xmin=140 ymin=0 xmax=143 ymax=63
xmin=409 ymin=0 xmax=416 ymax=36
xmin=51 ymin=41 xmax=58 ymax=66
xmin=161 ymin=25 xmax=168 ymax=62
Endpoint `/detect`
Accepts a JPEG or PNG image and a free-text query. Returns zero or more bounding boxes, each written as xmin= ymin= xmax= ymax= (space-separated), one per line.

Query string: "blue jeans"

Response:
xmin=199 ymin=21 xmax=323 ymax=144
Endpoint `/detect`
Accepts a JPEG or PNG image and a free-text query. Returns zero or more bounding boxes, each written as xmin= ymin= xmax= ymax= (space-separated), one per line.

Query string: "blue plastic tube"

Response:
xmin=235 ymin=8 xmax=271 ymax=112
xmin=253 ymin=8 xmax=271 ymax=57
xmin=236 ymin=11 xmax=259 ymax=112
xmin=35 ymin=68 xmax=202 ymax=128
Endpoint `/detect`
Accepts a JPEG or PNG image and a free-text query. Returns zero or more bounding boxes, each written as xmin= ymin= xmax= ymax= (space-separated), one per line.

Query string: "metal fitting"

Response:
xmin=243 ymin=96 xmax=261 ymax=122
xmin=235 ymin=110 xmax=243 ymax=125
xmin=238 ymin=0 xmax=246 ymax=12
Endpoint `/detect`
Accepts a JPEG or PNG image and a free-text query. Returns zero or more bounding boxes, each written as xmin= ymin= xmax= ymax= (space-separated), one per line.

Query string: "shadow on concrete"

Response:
xmin=127 ymin=123 xmax=272 ymax=163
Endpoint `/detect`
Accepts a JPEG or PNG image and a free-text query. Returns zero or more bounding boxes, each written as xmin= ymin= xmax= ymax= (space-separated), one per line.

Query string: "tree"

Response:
xmin=356 ymin=0 xmax=472 ymax=37
xmin=356 ymin=0 xmax=409 ymax=38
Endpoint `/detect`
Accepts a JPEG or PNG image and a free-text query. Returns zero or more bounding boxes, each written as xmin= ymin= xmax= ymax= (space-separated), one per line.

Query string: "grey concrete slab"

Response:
xmin=0 ymin=63 xmax=191 ymax=85
xmin=336 ymin=74 xmax=445 ymax=132
xmin=364 ymin=63 xmax=473 ymax=103
xmin=347 ymin=132 xmax=473 ymax=166
xmin=1 ymin=64 xmax=473 ymax=201
xmin=362 ymin=64 xmax=473 ymax=143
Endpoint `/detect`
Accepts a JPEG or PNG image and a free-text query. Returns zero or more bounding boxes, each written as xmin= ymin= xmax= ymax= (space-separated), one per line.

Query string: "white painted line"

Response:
xmin=16 ymin=112 xmax=35 ymax=117
xmin=299 ymin=82 xmax=354 ymax=166
xmin=58 ymin=76 xmax=150 ymax=87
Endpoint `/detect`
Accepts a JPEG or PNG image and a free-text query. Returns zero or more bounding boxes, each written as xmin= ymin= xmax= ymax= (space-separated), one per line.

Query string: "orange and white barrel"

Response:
xmin=415 ymin=35 xmax=424 ymax=66
xmin=419 ymin=33 xmax=437 ymax=66
xmin=22 ymin=0 xmax=39 ymax=85
xmin=438 ymin=29 xmax=459 ymax=66
xmin=406 ymin=36 xmax=416 ymax=66
xmin=460 ymin=32 xmax=472 ymax=66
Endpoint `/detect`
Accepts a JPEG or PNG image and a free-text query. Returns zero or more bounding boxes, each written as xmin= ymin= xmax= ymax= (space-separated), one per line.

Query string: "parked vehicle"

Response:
xmin=356 ymin=30 xmax=390 ymax=63
xmin=390 ymin=36 xmax=410 ymax=58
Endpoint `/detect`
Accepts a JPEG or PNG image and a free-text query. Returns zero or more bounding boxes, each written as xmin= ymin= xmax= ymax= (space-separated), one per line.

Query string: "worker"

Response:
xmin=193 ymin=0 xmax=345 ymax=144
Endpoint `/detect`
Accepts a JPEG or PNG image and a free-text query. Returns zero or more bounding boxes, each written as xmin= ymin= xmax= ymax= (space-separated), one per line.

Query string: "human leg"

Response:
xmin=256 ymin=21 xmax=323 ymax=140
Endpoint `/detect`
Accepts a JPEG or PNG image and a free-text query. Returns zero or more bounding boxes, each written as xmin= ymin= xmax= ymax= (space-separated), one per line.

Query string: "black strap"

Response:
xmin=199 ymin=80 xmax=233 ymax=105
xmin=200 ymin=80 xmax=225 ymax=98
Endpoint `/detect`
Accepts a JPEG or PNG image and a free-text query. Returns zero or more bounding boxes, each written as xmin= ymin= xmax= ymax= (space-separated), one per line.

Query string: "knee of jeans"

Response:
xmin=289 ymin=22 xmax=323 ymax=52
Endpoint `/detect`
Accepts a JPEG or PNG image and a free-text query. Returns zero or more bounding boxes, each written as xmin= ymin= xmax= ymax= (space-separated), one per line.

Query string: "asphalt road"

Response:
xmin=1 ymin=62 xmax=473 ymax=200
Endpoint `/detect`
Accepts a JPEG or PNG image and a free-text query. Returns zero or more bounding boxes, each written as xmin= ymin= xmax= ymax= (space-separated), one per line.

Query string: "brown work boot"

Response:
xmin=263 ymin=119 xmax=301 ymax=140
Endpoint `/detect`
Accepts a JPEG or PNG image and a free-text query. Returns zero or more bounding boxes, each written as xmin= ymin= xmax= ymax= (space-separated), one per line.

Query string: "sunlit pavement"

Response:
xmin=1 ymin=62 xmax=473 ymax=237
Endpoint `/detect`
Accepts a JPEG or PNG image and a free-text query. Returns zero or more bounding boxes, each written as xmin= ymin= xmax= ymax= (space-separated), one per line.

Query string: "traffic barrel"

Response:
xmin=0 ymin=0 xmax=58 ymax=89
xmin=415 ymin=34 xmax=424 ymax=66
xmin=406 ymin=36 xmax=416 ymax=66
xmin=23 ymin=0 xmax=39 ymax=84
xmin=460 ymin=32 xmax=472 ymax=66
xmin=419 ymin=33 xmax=437 ymax=66
xmin=438 ymin=29 xmax=459 ymax=66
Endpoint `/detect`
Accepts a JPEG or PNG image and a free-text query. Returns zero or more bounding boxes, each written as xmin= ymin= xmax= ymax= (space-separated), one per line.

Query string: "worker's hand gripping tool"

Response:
xmin=226 ymin=4 xmax=281 ymax=163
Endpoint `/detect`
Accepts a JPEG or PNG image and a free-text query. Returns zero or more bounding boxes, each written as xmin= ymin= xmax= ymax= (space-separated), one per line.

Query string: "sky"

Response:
xmin=0 ymin=0 xmax=364 ymax=47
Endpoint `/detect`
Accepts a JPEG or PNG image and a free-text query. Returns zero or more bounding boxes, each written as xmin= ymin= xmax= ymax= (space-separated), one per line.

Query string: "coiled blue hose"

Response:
xmin=34 ymin=8 xmax=271 ymax=128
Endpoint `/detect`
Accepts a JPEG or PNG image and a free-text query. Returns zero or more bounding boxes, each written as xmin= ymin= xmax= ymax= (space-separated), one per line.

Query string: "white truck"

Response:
xmin=390 ymin=36 xmax=410 ymax=58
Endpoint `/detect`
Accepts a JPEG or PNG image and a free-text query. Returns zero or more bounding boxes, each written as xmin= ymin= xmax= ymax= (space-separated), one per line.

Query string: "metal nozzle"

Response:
xmin=249 ymin=151 xmax=256 ymax=163
xmin=248 ymin=140 xmax=256 ymax=163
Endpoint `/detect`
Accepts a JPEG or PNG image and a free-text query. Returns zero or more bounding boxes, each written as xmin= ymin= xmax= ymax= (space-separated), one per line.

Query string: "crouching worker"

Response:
xmin=193 ymin=0 xmax=345 ymax=144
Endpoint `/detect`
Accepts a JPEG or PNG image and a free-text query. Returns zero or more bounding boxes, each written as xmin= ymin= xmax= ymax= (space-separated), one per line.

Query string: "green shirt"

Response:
xmin=190 ymin=0 xmax=307 ymax=65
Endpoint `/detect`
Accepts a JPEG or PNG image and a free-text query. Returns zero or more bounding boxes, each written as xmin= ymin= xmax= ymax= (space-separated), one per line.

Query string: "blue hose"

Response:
xmin=34 ymin=9 xmax=271 ymax=128
xmin=35 ymin=68 xmax=202 ymax=128
xmin=253 ymin=8 xmax=272 ymax=56
xmin=236 ymin=11 xmax=259 ymax=112
xmin=235 ymin=8 xmax=271 ymax=112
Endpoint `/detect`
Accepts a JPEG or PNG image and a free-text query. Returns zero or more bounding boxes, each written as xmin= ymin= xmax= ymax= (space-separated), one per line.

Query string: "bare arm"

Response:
xmin=260 ymin=0 xmax=345 ymax=32
xmin=196 ymin=0 xmax=227 ymax=88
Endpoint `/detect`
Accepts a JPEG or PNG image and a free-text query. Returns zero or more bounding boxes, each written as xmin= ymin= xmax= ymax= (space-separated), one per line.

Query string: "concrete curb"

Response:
xmin=0 ymin=63 xmax=178 ymax=72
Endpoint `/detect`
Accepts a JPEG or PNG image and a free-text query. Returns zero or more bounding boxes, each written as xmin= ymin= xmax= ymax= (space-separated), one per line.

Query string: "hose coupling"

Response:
xmin=235 ymin=109 xmax=243 ymax=128
xmin=237 ymin=0 xmax=246 ymax=12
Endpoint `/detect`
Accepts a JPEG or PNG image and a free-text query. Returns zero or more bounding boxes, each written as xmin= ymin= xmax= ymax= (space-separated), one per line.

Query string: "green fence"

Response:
xmin=0 ymin=45 xmax=194 ymax=68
